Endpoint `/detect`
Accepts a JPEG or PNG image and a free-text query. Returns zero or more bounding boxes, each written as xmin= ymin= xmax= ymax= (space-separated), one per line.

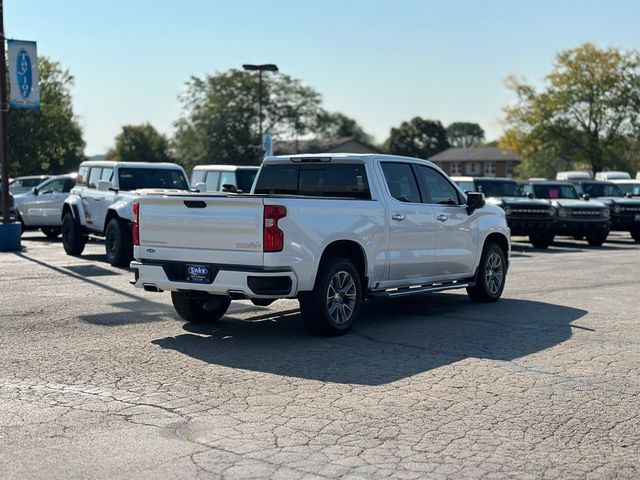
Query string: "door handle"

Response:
xmin=392 ymin=214 xmax=405 ymax=222
xmin=437 ymin=214 xmax=448 ymax=222
xmin=94 ymin=197 xmax=101 ymax=202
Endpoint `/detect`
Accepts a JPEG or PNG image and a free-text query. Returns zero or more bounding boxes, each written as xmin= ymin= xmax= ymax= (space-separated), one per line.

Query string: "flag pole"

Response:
xmin=0 ymin=0 xmax=10 ymax=224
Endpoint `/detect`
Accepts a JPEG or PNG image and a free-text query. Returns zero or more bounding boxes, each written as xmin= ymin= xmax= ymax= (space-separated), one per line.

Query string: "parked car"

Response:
xmin=62 ymin=161 xmax=191 ymax=266
xmin=556 ymin=171 xmax=592 ymax=182
xmin=574 ymin=180 xmax=640 ymax=242
xmin=14 ymin=174 xmax=77 ymax=238
xmin=452 ymin=176 xmax=557 ymax=248
xmin=595 ymin=171 xmax=631 ymax=181
xmin=612 ymin=179 xmax=640 ymax=197
xmin=8 ymin=175 xmax=51 ymax=195
xmin=131 ymin=153 xmax=510 ymax=336
xmin=190 ymin=165 xmax=259 ymax=193
xmin=523 ymin=181 xmax=610 ymax=246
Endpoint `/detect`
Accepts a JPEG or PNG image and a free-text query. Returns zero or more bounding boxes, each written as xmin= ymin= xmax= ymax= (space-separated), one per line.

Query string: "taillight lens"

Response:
xmin=263 ymin=205 xmax=286 ymax=252
xmin=132 ymin=202 xmax=140 ymax=246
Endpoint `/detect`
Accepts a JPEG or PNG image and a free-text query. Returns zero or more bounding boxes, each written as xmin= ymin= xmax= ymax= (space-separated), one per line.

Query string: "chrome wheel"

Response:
xmin=326 ymin=270 xmax=357 ymax=325
xmin=485 ymin=252 xmax=504 ymax=294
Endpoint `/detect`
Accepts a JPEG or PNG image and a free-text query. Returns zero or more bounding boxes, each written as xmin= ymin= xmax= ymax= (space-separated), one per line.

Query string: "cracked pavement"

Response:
xmin=1 ymin=232 xmax=639 ymax=479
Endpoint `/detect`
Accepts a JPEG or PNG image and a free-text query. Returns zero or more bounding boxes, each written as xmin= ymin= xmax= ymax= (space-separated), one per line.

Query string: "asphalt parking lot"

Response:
xmin=1 ymin=232 xmax=639 ymax=479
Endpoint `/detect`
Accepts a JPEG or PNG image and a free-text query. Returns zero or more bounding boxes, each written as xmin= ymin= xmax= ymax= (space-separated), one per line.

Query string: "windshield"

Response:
xmin=118 ymin=168 xmax=188 ymax=191
xmin=532 ymin=183 xmax=579 ymax=199
xmin=475 ymin=180 xmax=523 ymax=197
xmin=579 ymin=183 xmax=624 ymax=197
xmin=616 ymin=183 xmax=640 ymax=196
xmin=236 ymin=169 xmax=258 ymax=192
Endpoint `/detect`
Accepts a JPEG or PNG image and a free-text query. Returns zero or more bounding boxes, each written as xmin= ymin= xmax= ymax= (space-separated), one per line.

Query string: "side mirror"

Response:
xmin=466 ymin=192 xmax=485 ymax=213
xmin=97 ymin=180 xmax=113 ymax=192
xmin=526 ymin=192 xmax=534 ymax=199
xmin=582 ymin=193 xmax=590 ymax=201
xmin=31 ymin=186 xmax=38 ymax=195
xmin=194 ymin=182 xmax=207 ymax=193
xmin=625 ymin=192 xmax=633 ymax=198
xmin=221 ymin=184 xmax=238 ymax=193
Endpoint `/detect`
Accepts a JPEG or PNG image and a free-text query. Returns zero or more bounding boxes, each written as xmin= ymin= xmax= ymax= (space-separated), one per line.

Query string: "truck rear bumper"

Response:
xmin=130 ymin=260 xmax=298 ymax=299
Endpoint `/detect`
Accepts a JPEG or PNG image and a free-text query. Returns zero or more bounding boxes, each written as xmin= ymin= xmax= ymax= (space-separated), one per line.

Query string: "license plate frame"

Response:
xmin=184 ymin=263 xmax=211 ymax=283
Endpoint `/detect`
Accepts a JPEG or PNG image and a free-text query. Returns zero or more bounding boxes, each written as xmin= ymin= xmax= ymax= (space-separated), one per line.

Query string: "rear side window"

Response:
xmin=254 ymin=163 xmax=370 ymax=199
xmin=381 ymin=163 xmax=421 ymax=203
xmin=191 ymin=170 xmax=205 ymax=186
xmin=100 ymin=168 xmax=114 ymax=182
xmin=88 ymin=168 xmax=102 ymax=189
xmin=220 ymin=172 xmax=236 ymax=189
xmin=205 ymin=171 xmax=221 ymax=190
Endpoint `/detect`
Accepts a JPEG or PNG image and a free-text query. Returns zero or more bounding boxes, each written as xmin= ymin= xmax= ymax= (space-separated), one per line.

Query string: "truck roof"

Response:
xmin=263 ymin=153 xmax=440 ymax=169
xmin=192 ymin=165 xmax=259 ymax=172
xmin=78 ymin=161 xmax=184 ymax=169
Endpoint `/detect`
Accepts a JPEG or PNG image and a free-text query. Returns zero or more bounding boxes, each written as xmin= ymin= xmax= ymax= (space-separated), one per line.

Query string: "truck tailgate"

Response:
xmin=137 ymin=195 xmax=265 ymax=265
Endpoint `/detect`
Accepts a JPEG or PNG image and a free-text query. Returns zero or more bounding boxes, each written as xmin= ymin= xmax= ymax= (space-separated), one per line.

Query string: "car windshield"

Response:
xmin=615 ymin=183 xmax=640 ymax=196
xmin=475 ymin=180 xmax=523 ymax=197
xmin=532 ymin=183 xmax=579 ymax=199
xmin=118 ymin=168 xmax=188 ymax=191
xmin=236 ymin=170 xmax=258 ymax=192
xmin=579 ymin=183 xmax=624 ymax=197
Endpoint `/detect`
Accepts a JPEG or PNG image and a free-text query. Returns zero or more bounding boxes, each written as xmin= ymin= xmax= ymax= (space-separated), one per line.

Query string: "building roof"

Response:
xmin=273 ymin=136 xmax=382 ymax=155
xmin=430 ymin=147 xmax=520 ymax=163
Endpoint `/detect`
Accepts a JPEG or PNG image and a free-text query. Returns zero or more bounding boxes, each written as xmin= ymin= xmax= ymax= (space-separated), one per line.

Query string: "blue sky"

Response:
xmin=7 ymin=0 xmax=640 ymax=155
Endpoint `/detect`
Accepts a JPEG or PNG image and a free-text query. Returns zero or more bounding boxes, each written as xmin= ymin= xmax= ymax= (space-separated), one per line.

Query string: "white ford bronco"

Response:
xmin=131 ymin=154 xmax=510 ymax=335
xmin=62 ymin=161 xmax=190 ymax=266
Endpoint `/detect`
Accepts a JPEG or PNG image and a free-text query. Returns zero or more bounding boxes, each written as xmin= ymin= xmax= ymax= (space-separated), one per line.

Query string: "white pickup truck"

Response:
xmin=131 ymin=154 xmax=510 ymax=335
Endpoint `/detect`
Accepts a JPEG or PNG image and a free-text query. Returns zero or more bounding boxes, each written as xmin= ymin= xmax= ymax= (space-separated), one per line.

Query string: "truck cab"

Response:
xmin=190 ymin=165 xmax=259 ymax=193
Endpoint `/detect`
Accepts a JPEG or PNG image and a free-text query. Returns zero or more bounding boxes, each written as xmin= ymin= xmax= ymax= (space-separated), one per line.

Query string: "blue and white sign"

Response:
xmin=8 ymin=40 xmax=40 ymax=109
xmin=262 ymin=131 xmax=273 ymax=157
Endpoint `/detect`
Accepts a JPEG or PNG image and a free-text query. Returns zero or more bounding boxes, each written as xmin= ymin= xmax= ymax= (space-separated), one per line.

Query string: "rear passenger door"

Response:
xmin=413 ymin=165 xmax=477 ymax=277
xmin=380 ymin=162 xmax=438 ymax=281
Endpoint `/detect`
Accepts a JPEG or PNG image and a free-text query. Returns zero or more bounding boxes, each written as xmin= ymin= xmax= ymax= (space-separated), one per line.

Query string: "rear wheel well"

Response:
xmin=317 ymin=240 xmax=368 ymax=291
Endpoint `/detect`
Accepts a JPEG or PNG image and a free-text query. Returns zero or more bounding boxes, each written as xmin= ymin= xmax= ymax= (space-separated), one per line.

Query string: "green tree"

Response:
xmin=384 ymin=117 xmax=449 ymax=159
xmin=107 ymin=123 xmax=170 ymax=162
xmin=173 ymin=69 xmax=322 ymax=170
xmin=446 ymin=122 xmax=485 ymax=148
xmin=8 ymin=57 xmax=85 ymax=176
xmin=314 ymin=111 xmax=373 ymax=143
xmin=501 ymin=43 xmax=640 ymax=176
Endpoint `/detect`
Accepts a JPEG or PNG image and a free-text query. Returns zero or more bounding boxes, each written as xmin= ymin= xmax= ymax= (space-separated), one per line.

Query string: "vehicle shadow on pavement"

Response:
xmin=152 ymin=294 xmax=587 ymax=386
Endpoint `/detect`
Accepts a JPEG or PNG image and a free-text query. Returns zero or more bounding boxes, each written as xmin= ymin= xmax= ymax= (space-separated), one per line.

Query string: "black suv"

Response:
xmin=574 ymin=180 xmax=640 ymax=242
xmin=453 ymin=177 xmax=557 ymax=248
xmin=523 ymin=181 xmax=611 ymax=246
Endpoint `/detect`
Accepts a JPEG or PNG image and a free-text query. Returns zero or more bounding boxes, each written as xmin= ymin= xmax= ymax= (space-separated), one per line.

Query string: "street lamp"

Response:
xmin=242 ymin=64 xmax=278 ymax=161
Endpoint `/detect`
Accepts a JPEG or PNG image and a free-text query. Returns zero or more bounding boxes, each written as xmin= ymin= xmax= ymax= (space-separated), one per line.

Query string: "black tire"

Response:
xmin=529 ymin=232 xmax=554 ymax=249
xmin=171 ymin=291 xmax=231 ymax=323
xmin=631 ymin=228 xmax=640 ymax=243
xmin=41 ymin=227 xmax=61 ymax=239
xmin=467 ymin=242 xmax=507 ymax=303
xmin=62 ymin=212 xmax=87 ymax=256
xmin=105 ymin=217 xmax=133 ymax=267
xmin=299 ymin=257 xmax=363 ymax=336
xmin=586 ymin=231 xmax=608 ymax=247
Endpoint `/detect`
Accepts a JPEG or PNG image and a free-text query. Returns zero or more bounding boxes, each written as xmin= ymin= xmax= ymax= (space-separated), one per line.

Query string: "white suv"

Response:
xmin=62 ymin=161 xmax=190 ymax=266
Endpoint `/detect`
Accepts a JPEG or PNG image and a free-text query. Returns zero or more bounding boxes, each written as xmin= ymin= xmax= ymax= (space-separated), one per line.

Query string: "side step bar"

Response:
xmin=369 ymin=280 xmax=474 ymax=298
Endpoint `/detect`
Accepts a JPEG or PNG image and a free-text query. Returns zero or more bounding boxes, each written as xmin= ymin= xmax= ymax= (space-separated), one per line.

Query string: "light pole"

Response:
xmin=242 ymin=63 xmax=278 ymax=161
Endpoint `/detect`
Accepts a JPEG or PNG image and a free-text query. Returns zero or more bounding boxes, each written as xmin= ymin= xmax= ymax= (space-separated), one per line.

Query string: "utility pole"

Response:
xmin=242 ymin=63 xmax=278 ymax=163
xmin=0 ymin=0 xmax=10 ymax=224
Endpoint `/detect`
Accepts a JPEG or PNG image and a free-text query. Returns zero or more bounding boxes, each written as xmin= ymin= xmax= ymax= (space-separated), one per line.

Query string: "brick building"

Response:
xmin=430 ymin=147 xmax=521 ymax=178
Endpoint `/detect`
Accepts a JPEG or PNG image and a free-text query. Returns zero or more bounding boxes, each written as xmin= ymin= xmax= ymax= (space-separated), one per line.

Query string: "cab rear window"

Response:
xmin=254 ymin=163 xmax=370 ymax=199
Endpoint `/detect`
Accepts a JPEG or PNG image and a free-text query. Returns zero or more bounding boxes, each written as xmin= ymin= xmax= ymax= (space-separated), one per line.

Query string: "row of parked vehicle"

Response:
xmin=453 ymin=172 xmax=640 ymax=248
xmin=8 ymin=156 xmax=640 ymax=335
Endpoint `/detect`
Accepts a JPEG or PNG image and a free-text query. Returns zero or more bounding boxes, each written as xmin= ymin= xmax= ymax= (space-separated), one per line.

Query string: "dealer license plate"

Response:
xmin=185 ymin=264 xmax=211 ymax=283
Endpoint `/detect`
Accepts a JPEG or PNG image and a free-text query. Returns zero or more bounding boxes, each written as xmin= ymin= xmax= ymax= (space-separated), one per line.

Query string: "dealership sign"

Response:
xmin=8 ymin=39 xmax=40 ymax=109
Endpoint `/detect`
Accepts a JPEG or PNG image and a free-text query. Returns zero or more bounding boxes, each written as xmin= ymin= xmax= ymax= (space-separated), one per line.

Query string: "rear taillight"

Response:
xmin=263 ymin=205 xmax=286 ymax=252
xmin=132 ymin=202 xmax=140 ymax=246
